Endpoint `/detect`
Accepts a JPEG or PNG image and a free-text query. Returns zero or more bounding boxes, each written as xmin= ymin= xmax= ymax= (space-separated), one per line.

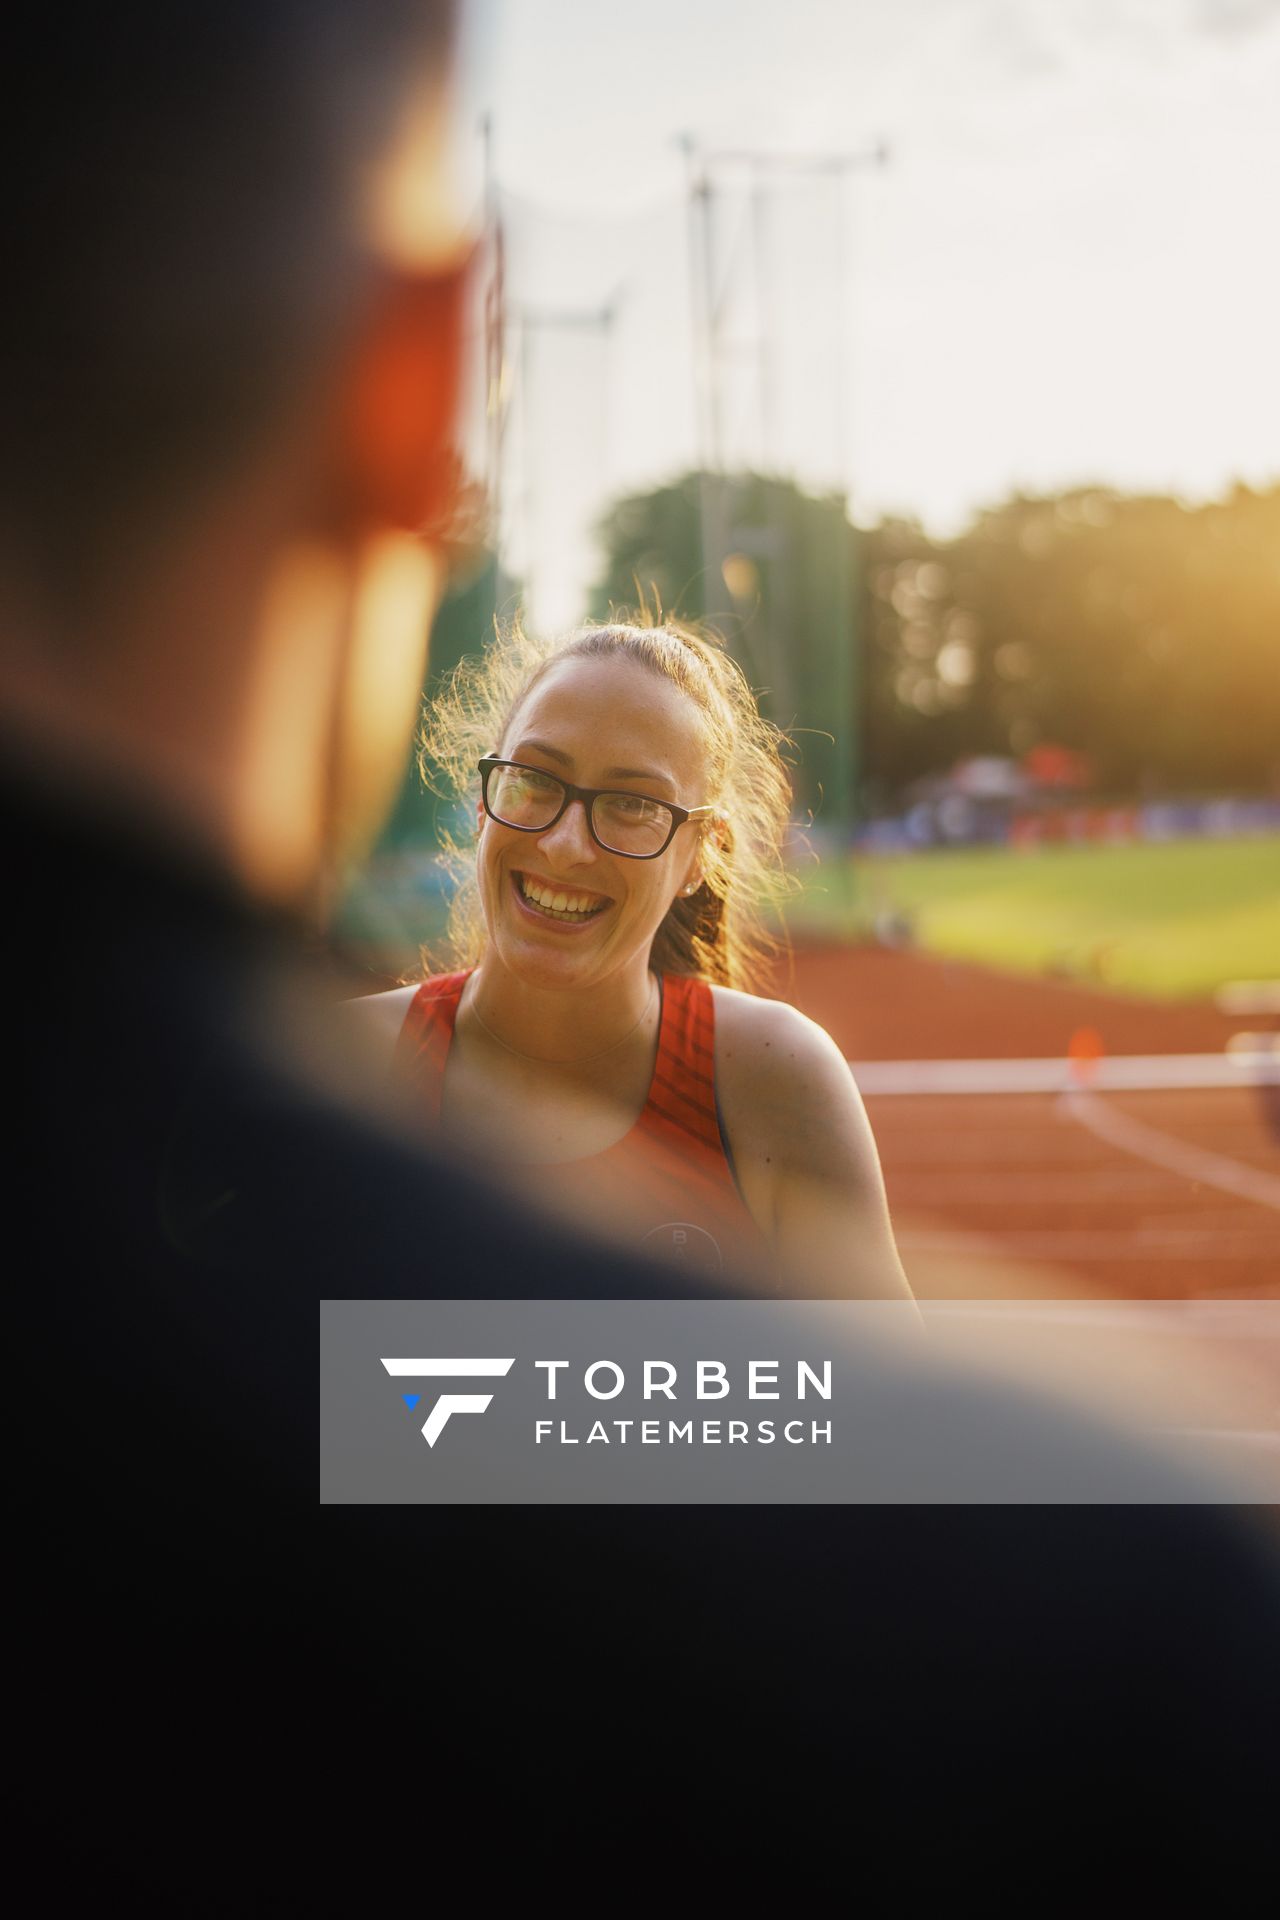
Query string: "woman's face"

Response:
xmin=476 ymin=654 xmax=712 ymax=995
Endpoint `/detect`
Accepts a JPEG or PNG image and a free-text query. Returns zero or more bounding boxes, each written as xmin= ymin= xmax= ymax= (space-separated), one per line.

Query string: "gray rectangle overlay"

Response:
xmin=321 ymin=1299 xmax=1280 ymax=1504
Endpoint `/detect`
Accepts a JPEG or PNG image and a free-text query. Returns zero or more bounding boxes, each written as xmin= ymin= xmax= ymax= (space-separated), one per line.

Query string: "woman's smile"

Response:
xmin=510 ymin=868 xmax=614 ymax=928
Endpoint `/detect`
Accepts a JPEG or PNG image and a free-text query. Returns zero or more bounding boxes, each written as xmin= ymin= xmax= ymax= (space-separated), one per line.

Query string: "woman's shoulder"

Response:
xmin=343 ymin=982 xmax=420 ymax=1044
xmin=709 ymin=982 xmax=864 ymax=1137
xmin=709 ymin=983 xmax=889 ymax=1218
xmin=342 ymin=971 xmax=469 ymax=1058
xmin=709 ymin=983 xmax=849 ymax=1076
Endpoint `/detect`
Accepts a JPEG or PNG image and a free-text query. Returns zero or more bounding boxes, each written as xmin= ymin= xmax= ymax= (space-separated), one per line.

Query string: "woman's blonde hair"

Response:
xmin=418 ymin=612 xmax=795 ymax=992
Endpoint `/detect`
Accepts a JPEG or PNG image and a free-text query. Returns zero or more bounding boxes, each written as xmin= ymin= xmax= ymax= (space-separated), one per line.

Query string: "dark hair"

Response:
xmin=420 ymin=613 xmax=796 ymax=991
xmin=0 ymin=3 xmax=456 ymax=607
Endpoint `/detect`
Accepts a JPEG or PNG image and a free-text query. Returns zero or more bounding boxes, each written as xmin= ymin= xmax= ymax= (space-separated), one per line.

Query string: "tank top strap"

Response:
xmin=638 ymin=973 xmax=724 ymax=1155
xmin=395 ymin=969 xmax=472 ymax=1122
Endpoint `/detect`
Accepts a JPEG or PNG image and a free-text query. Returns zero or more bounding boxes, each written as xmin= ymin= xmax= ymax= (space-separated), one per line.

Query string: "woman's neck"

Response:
xmin=461 ymin=955 xmax=659 ymax=1069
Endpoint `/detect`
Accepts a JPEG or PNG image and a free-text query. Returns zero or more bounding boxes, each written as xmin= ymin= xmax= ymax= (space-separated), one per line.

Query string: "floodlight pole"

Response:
xmin=513 ymin=299 xmax=620 ymax=627
xmin=678 ymin=134 xmax=730 ymax=628
xmin=696 ymin=140 xmax=887 ymax=513
xmin=680 ymin=139 xmax=888 ymax=839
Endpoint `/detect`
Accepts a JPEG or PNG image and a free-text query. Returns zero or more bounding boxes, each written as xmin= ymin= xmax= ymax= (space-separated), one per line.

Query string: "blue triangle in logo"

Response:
xmin=402 ymin=1393 xmax=420 ymax=1412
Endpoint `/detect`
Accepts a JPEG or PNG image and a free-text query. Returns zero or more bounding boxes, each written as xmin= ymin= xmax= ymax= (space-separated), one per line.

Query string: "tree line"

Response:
xmin=592 ymin=473 xmax=1280 ymax=820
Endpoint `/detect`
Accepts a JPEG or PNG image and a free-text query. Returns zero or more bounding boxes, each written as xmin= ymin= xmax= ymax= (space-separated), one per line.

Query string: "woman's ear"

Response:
xmin=680 ymin=848 xmax=711 ymax=896
xmin=680 ymin=813 xmax=724 ymax=894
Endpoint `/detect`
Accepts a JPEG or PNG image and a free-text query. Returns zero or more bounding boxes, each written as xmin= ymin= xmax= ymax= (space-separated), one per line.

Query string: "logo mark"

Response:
xmin=381 ymin=1357 xmax=515 ymax=1447
xmin=641 ymin=1222 xmax=723 ymax=1271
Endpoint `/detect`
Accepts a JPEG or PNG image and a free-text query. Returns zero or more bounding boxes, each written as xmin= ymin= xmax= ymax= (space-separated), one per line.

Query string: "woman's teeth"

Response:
xmin=519 ymin=875 xmax=609 ymax=922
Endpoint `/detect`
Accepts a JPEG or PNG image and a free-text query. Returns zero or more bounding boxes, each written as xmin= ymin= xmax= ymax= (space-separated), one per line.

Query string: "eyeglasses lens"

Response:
xmin=487 ymin=763 xmax=563 ymax=828
xmin=591 ymin=793 xmax=674 ymax=855
xmin=487 ymin=765 xmax=675 ymax=856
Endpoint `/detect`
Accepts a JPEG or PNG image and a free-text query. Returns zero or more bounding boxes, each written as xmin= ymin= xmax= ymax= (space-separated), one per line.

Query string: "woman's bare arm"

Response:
xmin=714 ymin=988 xmax=915 ymax=1301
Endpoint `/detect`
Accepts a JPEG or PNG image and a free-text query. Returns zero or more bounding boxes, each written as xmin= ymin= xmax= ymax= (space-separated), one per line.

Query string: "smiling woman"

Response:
xmin=354 ymin=616 xmax=913 ymax=1299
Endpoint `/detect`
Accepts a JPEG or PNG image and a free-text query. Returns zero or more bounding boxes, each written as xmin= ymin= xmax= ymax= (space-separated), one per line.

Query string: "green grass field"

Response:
xmin=789 ymin=835 xmax=1280 ymax=1000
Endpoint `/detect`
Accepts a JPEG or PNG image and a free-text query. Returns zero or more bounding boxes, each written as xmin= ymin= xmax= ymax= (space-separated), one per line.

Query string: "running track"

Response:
xmin=783 ymin=944 xmax=1280 ymax=1302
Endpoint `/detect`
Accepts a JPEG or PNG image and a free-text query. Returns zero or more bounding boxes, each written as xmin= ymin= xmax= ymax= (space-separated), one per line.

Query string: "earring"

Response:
xmin=681 ymin=880 xmax=700 ymax=896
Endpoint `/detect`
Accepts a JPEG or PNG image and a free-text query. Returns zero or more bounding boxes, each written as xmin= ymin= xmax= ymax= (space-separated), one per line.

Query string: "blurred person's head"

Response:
xmin=0 ymin=2 xmax=471 ymax=904
xmin=421 ymin=618 xmax=794 ymax=991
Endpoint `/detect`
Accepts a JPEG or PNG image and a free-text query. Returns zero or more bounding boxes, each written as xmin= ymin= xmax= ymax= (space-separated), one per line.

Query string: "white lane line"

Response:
xmin=849 ymin=1051 xmax=1278 ymax=1094
xmin=1062 ymin=1090 xmax=1280 ymax=1213
xmin=888 ymin=1170 xmax=1224 ymax=1200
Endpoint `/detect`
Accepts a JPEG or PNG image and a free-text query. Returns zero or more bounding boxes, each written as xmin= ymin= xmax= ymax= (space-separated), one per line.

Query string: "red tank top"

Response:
xmin=395 ymin=970 xmax=774 ymax=1279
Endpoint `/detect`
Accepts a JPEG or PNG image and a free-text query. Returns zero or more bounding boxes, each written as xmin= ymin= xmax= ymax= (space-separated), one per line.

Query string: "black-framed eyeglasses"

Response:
xmin=478 ymin=756 xmax=714 ymax=859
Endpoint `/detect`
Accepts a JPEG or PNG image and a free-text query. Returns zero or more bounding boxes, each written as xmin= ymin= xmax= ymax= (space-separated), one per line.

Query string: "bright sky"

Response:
xmin=466 ymin=0 xmax=1280 ymax=626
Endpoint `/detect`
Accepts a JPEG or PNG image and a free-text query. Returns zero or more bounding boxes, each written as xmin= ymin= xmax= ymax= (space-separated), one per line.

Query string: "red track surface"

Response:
xmin=781 ymin=943 xmax=1280 ymax=1301
xmin=776 ymin=941 xmax=1248 ymax=1060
